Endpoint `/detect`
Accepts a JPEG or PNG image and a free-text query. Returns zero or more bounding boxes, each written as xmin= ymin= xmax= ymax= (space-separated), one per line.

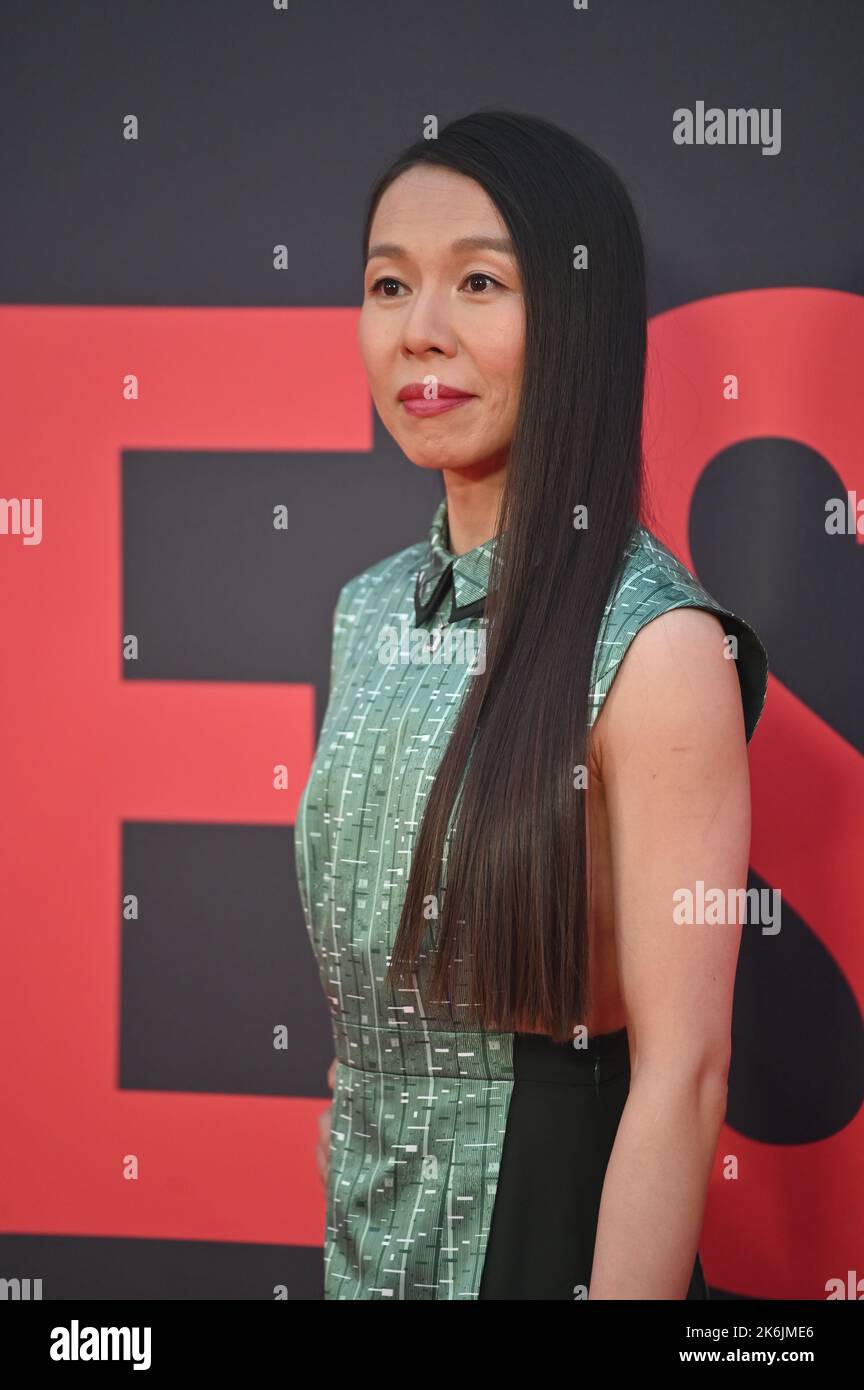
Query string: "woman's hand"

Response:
xmin=316 ymin=1058 xmax=337 ymax=1190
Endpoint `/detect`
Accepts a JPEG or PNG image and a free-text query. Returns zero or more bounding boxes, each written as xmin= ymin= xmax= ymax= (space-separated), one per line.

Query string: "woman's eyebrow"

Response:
xmin=365 ymin=235 xmax=515 ymax=264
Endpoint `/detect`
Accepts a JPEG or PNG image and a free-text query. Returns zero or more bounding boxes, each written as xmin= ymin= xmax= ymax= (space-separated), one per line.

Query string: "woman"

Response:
xmin=296 ymin=110 xmax=769 ymax=1300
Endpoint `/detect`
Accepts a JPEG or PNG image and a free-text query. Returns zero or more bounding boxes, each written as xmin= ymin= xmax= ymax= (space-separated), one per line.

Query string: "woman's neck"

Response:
xmin=441 ymin=459 xmax=507 ymax=556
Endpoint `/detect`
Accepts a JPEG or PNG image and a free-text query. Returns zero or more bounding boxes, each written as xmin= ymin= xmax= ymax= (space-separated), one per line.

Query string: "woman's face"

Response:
xmin=359 ymin=165 xmax=525 ymax=474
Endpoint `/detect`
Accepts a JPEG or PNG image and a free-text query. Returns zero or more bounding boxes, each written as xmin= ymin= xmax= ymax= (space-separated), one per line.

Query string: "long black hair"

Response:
xmin=362 ymin=110 xmax=648 ymax=1044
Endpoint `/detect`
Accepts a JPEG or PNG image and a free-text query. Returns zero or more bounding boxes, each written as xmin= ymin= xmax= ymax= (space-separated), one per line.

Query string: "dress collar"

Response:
xmin=414 ymin=496 xmax=499 ymax=624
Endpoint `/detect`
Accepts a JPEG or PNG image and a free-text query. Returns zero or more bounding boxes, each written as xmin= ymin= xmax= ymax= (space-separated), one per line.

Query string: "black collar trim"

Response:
xmin=414 ymin=565 xmax=488 ymax=625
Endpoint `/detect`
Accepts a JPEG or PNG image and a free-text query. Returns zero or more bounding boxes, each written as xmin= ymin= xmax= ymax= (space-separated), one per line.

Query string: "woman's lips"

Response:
xmin=400 ymin=396 xmax=475 ymax=417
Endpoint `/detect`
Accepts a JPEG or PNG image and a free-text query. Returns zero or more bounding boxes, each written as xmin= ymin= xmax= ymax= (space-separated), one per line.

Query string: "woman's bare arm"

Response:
xmin=588 ymin=605 xmax=751 ymax=1299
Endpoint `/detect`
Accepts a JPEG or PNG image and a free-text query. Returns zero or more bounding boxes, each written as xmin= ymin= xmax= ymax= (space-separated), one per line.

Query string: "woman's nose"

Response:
xmin=399 ymin=291 xmax=457 ymax=356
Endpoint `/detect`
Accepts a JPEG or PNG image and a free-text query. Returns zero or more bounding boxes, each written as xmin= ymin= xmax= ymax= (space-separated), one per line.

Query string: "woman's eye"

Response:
xmin=367 ymin=272 xmax=502 ymax=298
xmin=462 ymin=272 xmax=501 ymax=293
xmin=368 ymin=276 xmax=405 ymax=297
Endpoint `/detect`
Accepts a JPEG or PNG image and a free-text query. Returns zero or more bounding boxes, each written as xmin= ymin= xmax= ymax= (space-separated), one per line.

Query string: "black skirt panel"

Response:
xmin=477 ymin=1028 xmax=710 ymax=1300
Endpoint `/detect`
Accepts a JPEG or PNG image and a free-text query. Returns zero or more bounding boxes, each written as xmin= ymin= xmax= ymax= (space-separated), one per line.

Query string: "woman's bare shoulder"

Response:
xmin=593 ymin=605 xmax=746 ymax=774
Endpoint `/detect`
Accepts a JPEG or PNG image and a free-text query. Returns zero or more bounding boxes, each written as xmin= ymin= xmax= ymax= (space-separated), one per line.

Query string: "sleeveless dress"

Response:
xmin=294 ymin=498 xmax=769 ymax=1300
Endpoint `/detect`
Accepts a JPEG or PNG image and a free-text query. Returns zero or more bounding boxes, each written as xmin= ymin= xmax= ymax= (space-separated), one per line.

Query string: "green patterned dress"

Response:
xmin=294 ymin=498 xmax=769 ymax=1300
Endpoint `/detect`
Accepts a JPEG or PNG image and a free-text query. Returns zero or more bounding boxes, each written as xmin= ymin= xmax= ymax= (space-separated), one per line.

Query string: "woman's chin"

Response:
xmin=398 ymin=442 xmax=491 ymax=472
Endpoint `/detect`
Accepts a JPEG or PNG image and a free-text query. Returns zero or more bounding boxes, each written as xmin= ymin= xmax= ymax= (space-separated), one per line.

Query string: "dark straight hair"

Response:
xmin=362 ymin=110 xmax=648 ymax=1044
